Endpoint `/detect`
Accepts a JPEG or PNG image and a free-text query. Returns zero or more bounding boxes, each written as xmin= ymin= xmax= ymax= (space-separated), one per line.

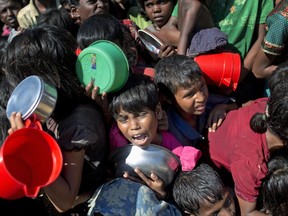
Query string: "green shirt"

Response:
xmin=128 ymin=6 xmax=152 ymax=29
xmin=205 ymin=0 xmax=274 ymax=59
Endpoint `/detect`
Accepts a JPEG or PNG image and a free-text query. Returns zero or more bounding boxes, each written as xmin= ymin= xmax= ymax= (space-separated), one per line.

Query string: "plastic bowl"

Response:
xmin=76 ymin=40 xmax=129 ymax=94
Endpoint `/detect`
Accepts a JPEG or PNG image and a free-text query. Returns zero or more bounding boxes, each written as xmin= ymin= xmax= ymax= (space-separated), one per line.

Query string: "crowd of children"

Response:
xmin=0 ymin=0 xmax=288 ymax=216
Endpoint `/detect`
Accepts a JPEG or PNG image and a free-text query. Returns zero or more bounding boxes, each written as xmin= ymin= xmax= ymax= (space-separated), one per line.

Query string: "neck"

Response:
xmin=266 ymin=129 xmax=284 ymax=150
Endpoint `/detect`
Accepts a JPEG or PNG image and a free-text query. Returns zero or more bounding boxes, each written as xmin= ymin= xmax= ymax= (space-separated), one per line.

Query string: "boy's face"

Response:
xmin=144 ymin=0 xmax=174 ymax=28
xmin=116 ymin=107 xmax=160 ymax=148
xmin=188 ymin=190 xmax=236 ymax=216
xmin=0 ymin=0 xmax=22 ymax=29
xmin=78 ymin=0 xmax=109 ymax=23
xmin=173 ymin=77 xmax=208 ymax=118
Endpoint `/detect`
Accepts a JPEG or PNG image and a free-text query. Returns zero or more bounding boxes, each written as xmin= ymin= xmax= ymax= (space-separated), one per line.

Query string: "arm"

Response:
xmin=237 ymin=195 xmax=267 ymax=216
xmin=240 ymin=24 xmax=266 ymax=82
xmin=159 ymin=16 xmax=180 ymax=47
xmin=8 ymin=112 xmax=87 ymax=212
xmin=44 ymin=150 xmax=86 ymax=212
xmin=177 ymin=0 xmax=202 ymax=55
xmin=252 ymin=48 xmax=277 ymax=79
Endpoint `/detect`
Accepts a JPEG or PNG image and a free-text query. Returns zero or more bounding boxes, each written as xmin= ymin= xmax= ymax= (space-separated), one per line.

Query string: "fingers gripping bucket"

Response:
xmin=194 ymin=52 xmax=241 ymax=91
xmin=0 ymin=128 xmax=63 ymax=200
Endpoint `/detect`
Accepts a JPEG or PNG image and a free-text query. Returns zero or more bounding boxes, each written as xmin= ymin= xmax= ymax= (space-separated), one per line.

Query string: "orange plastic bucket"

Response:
xmin=194 ymin=52 xmax=241 ymax=91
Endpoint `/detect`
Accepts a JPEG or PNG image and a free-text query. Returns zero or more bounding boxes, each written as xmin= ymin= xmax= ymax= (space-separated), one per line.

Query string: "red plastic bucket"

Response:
xmin=0 ymin=128 xmax=63 ymax=200
xmin=194 ymin=52 xmax=241 ymax=91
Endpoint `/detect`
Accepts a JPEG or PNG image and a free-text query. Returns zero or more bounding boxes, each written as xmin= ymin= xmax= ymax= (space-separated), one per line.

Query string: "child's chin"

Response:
xmin=131 ymin=143 xmax=150 ymax=149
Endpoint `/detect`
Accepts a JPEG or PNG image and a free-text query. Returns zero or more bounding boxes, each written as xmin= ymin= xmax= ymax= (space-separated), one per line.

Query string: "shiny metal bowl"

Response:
xmin=110 ymin=144 xmax=181 ymax=186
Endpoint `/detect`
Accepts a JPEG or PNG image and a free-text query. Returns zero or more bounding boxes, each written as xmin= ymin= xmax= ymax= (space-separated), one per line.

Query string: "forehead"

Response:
xmin=143 ymin=0 xmax=172 ymax=4
xmin=198 ymin=191 xmax=234 ymax=216
xmin=0 ymin=1 xmax=22 ymax=12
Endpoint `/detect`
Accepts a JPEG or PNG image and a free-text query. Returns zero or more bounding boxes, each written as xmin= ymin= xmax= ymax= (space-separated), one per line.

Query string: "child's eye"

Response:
xmin=224 ymin=196 xmax=232 ymax=208
xmin=117 ymin=116 xmax=128 ymax=123
xmin=144 ymin=2 xmax=154 ymax=8
xmin=211 ymin=210 xmax=220 ymax=216
xmin=136 ymin=112 xmax=148 ymax=118
xmin=158 ymin=0 xmax=168 ymax=5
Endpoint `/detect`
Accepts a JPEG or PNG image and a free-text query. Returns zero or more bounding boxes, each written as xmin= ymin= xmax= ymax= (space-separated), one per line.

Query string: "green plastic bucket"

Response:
xmin=76 ymin=40 xmax=129 ymax=94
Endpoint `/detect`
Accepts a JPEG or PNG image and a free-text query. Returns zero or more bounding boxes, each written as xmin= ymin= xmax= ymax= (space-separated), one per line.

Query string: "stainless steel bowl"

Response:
xmin=110 ymin=144 xmax=181 ymax=186
xmin=6 ymin=75 xmax=57 ymax=123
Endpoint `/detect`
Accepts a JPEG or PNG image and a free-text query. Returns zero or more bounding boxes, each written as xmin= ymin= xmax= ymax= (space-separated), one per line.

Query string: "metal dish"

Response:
xmin=110 ymin=144 xmax=181 ymax=186
xmin=138 ymin=29 xmax=163 ymax=60
xmin=6 ymin=75 xmax=57 ymax=123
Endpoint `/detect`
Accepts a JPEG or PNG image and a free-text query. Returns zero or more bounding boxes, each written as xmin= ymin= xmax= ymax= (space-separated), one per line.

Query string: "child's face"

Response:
xmin=144 ymin=0 xmax=174 ymax=28
xmin=188 ymin=190 xmax=236 ymax=216
xmin=0 ymin=0 xmax=22 ymax=29
xmin=116 ymin=108 xmax=159 ymax=148
xmin=78 ymin=0 xmax=109 ymax=23
xmin=173 ymin=77 xmax=208 ymax=118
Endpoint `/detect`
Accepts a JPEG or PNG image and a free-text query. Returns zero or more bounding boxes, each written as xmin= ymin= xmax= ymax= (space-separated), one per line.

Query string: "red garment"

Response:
xmin=208 ymin=98 xmax=270 ymax=202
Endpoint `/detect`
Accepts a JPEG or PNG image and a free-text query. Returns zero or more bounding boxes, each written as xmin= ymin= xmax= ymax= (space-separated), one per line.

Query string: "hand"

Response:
xmin=134 ymin=168 xmax=167 ymax=199
xmin=207 ymin=104 xmax=227 ymax=132
xmin=158 ymin=44 xmax=175 ymax=59
xmin=85 ymin=81 xmax=113 ymax=126
xmin=8 ymin=112 xmax=25 ymax=135
xmin=85 ymin=82 xmax=108 ymax=109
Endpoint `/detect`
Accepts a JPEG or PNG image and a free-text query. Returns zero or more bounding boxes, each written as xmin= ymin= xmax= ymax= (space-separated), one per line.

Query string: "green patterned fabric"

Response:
xmin=205 ymin=0 xmax=273 ymax=59
xmin=262 ymin=0 xmax=288 ymax=56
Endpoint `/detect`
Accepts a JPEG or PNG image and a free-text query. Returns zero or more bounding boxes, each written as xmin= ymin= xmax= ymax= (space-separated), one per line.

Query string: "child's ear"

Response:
xmin=156 ymin=103 xmax=162 ymax=120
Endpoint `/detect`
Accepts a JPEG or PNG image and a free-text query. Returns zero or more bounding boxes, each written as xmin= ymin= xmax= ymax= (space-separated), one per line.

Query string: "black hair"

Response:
xmin=60 ymin=0 xmax=79 ymax=6
xmin=267 ymin=61 xmax=288 ymax=94
xmin=172 ymin=163 xmax=225 ymax=215
xmin=36 ymin=8 xmax=79 ymax=38
xmin=77 ymin=13 xmax=124 ymax=50
xmin=4 ymin=25 xmax=89 ymax=122
xmin=250 ymin=84 xmax=288 ymax=146
xmin=0 ymin=110 xmax=10 ymax=145
xmin=154 ymin=54 xmax=203 ymax=101
xmin=0 ymin=36 xmax=8 ymax=75
xmin=109 ymin=73 xmax=158 ymax=119
xmin=261 ymin=154 xmax=288 ymax=216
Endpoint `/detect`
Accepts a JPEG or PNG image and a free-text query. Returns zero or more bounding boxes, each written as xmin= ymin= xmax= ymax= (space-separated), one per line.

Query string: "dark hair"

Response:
xmin=267 ymin=61 xmax=288 ymax=94
xmin=60 ymin=0 xmax=79 ymax=6
xmin=0 ymin=110 xmax=10 ymax=145
xmin=77 ymin=13 xmax=124 ymax=50
xmin=262 ymin=155 xmax=288 ymax=216
xmin=4 ymin=25 xmax=88 ymax=121
xmin=0 ymin=36 xmax=8 ymax=75
xmin=36 ymin=8 xmax=79 ymax=38
xmin=109 ymin=73 xmax=158 ymax=119
xmin=172 ymin=163 xmax=225 ymax=215
xmin=154 ymin=54 xmax=203 ymax=100
xmin=250 ymin=84 xmax=288 ymax=146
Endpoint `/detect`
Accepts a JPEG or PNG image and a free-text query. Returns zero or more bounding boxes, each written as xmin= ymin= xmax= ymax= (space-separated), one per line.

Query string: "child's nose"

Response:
xmin=152 ymin=4 xmax=161 ymax=13
xmin=195 ymin=91 xmax=206 ymax=102
xmin=7 ymin=9 xmax=13 ymax=16
xmin=130 ymin=119 xmax=141 ymax=130
xmin=97 ymin=0 xmax=104 ymax=8
xmin=219 ymin=208 xmax=234 ymax=216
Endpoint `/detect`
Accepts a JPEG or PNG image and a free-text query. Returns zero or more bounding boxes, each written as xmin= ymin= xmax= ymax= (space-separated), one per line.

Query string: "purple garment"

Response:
xmin=187 ymin=27 xmax=228 ymax=56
